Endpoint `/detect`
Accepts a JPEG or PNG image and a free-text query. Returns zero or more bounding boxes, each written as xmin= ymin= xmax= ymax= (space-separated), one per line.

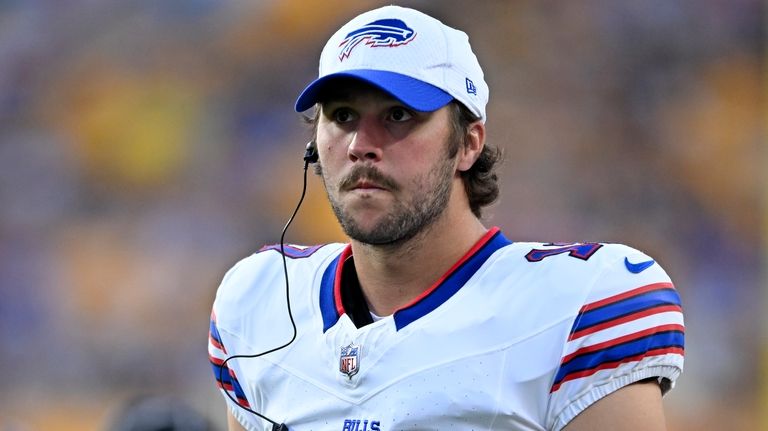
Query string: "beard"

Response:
xmin=319 ymin=156 xmax=455 ymax=246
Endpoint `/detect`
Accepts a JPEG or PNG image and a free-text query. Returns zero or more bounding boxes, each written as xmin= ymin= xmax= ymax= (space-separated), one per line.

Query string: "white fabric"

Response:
xmin=209 ymin=239 xmax=684 ymax=430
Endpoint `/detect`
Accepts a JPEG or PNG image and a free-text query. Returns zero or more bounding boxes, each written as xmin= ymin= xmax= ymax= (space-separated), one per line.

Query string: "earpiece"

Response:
xmin=304 ymin=141 xmax=319 ymax=164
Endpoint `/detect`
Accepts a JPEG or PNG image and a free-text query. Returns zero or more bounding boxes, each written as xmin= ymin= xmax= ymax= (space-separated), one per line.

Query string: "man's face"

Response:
xmin=315 ymin=80 xmax=458 ymax=246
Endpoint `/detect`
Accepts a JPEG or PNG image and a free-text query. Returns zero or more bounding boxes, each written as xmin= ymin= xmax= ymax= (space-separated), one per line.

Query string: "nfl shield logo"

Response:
xmin=339 ymin=343 xmax=361 ymax=379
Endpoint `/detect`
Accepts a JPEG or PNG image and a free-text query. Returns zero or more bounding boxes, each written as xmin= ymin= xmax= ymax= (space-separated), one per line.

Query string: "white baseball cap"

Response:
xmin=294 ymin=5 xmax=489 ymax=122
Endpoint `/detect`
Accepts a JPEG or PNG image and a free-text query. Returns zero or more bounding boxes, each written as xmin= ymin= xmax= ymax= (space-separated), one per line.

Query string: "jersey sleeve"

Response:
xmin=546 ymin=245 xmax=685 ymax=430
xmin=209 ymin=310 xmax=255 ymax=417
xmin=207 ymin=255 xmax=272 ymax=431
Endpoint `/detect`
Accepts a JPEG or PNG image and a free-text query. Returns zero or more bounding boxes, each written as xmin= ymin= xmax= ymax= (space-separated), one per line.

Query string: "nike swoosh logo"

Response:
xmin=624 ymin=257 xmax=655 ymax=274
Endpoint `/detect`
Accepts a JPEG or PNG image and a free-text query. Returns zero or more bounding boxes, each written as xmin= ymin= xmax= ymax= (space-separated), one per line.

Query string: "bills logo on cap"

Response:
xmin=339 ymin=343 xmax=361 ymax=379
xmin=338 ymin=18 xmax=416 ymax=61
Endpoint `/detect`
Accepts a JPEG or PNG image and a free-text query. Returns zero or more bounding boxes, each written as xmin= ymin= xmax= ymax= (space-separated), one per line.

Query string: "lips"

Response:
xmin=352 ymin=180 xmax=386 ymax=191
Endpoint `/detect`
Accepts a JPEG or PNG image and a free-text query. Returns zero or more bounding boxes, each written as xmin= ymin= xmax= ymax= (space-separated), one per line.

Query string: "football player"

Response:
xmin=209 ymin=5 xmax=684 ymax=430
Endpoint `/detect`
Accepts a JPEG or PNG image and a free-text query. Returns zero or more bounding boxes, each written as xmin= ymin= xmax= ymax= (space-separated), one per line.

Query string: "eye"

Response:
xmin=332 ymin=108 xmax=357 ymax=124
xmin=388 ymin=106 xmax=413 ymax=122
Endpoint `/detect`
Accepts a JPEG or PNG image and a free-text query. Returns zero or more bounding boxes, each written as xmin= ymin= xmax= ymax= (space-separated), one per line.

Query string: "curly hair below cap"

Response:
xmin=446 ymin=102 xmax=503 ymax=218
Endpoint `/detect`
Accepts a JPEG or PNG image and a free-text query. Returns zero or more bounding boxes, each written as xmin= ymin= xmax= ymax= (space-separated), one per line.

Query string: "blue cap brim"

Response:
xmin=294 ymin=70 xmax=453 ymax=113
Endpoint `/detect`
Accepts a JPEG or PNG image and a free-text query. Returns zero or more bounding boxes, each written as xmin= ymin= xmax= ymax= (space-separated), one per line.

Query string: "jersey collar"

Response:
xmin=319 ymin=227 xmax=512 ymax=332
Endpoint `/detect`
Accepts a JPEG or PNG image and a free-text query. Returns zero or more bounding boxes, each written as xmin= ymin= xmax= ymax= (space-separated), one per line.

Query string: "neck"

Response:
xmin=349 ymin=203 xmax=488 ymax=316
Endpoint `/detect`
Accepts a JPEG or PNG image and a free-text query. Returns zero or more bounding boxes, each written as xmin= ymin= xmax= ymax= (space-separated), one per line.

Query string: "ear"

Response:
xmin=456 ymin=120 xmax=486 ymax=172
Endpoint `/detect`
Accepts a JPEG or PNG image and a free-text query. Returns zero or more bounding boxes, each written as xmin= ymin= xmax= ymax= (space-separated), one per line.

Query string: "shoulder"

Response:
xmin=487 ymin=241 xmax=674 ymax=307
xmin=512 ymin=240 xmax=657 ymax=268
xmin=538 ymin=242 xmax=683 ymax=430
xmin=511 ymin=240 xmax=681 ymax=341
xmin=498 ymin=240 xmax=672 ymax=289
xmin=212 ymin=242 xmax=346 ymax=335
xmin=565 ymin=242 xmax=676 ymax=312
xmin=487 ymin=239 xmax=679 ymax=333
xmin=219 ymin=242 xmax=345 ymax=294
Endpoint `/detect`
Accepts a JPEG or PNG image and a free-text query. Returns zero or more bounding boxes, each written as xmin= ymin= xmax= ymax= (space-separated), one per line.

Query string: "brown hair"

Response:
xmin=446 ymin=102 xmax=502 ymax=218
xmin=306 ymin=101 xmax=503 ymax=218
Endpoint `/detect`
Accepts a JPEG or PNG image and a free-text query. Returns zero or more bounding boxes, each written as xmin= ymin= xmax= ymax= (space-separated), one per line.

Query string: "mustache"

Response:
xmin=339 ymin=165 xmax=400 ymax=192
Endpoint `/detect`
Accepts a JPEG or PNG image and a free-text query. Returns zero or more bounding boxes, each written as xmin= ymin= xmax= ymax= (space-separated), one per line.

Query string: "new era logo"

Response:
xmin=465 ymin=78 xmax=477 ymax=95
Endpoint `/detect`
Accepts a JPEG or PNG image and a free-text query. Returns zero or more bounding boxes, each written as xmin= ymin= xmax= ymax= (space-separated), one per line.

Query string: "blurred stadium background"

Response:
xmin=0 ymin=0 xmax=763 ymax=429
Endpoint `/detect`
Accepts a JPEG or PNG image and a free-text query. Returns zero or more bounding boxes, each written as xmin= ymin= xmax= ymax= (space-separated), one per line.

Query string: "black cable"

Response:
xmin=218 ymin=151 xmax=314 ymax=431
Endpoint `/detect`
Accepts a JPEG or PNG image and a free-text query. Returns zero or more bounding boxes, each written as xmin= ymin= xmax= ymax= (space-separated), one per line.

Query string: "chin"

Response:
xmin=344 ymin=199 xmax=391 ymax=217
xmin=349 ymin=215 xmax=388 ymax=234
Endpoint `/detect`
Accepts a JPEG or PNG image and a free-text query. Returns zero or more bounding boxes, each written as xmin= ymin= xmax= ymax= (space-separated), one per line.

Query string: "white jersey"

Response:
xmin=208 ymin=227 xmax=684 ymax=431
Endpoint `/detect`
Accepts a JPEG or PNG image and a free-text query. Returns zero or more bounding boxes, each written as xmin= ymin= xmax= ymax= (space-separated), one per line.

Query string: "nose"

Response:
xmin=347 ymin=117 xmax=384 ymax=163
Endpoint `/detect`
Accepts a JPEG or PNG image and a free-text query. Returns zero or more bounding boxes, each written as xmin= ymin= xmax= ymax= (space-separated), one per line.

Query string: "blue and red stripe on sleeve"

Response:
xmin=568 ymin=282 xmax=682 ymax=340
xmin=208 ymin=311 xmax=251 ymax=408
xmin=552 ymin=282 xmax=684 ymax=392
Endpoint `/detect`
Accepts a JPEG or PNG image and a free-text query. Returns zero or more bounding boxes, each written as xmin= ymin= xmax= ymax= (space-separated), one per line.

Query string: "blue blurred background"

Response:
xmin=0 ymin=0 xmax=763 ymax=429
